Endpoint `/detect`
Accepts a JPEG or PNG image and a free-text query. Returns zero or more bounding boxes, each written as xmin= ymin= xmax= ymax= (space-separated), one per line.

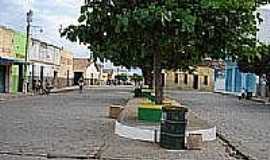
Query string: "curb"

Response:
xmin=214 ymin=91 xmax=269 ymax=104
xmin=115 ymin=120 xmax=216 ymax=143
xmin=50 ymin=87 xmax=79 ymax=93
xmin=249 ymin=98 xmax=270 ymax=104
xmin=217 ymin=132 xmax=255 ymax=160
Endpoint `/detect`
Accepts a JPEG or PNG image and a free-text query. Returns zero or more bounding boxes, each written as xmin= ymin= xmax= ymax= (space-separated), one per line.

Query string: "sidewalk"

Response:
xmin=0 ymin=86 xmax=79 ymax=102
xmin=215 ymin=90 xmax=270 ymax=104
xmin=0 ymin=92 xmax=33 ymax=101
xmin=50 ymin=85 xmax=79 ymax=93
xmin=102 ymin=98 xmax=237 ymax=160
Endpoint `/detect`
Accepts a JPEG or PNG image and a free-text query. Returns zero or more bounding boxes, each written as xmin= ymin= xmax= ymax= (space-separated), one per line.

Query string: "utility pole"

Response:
xmin=24 ymin=10 xmax=33 ymax=94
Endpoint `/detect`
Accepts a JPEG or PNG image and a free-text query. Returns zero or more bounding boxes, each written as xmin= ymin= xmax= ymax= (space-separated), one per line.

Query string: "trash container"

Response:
xmin=160 ymin=106 xmax=188 ymax=150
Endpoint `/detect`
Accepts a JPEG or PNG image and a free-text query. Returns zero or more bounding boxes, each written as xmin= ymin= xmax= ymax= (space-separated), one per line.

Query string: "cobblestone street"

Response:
xmin=0 ymin=87 xmax=131 ymax=159
xmin=0 ymin=87 xmax=243 ymax=160
xmin=168 ymin=91 xmax=270 ymax=160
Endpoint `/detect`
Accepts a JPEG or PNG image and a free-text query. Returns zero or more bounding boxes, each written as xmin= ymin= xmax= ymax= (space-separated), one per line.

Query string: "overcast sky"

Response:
xmin=0 ymin=0 xmax=90 ymax=58
xmin=2 ymin=1 xmax=270 ymax=58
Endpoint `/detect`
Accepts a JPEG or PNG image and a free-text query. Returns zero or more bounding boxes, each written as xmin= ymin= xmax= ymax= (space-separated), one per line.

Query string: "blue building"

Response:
xmin=225 ymin=60 xmax=257 ymax=95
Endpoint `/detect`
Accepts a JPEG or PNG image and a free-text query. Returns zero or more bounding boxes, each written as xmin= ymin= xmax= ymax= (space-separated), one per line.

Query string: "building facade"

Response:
xmin=58 ymin=50 xmax=74 ymax=88
xmin=73 ymin=58 xmax=100 ymax=85
xmin=165 ymin=66 xmax=215 ymax=91
xmin=224 ymin=60 xmax=257 ymax=95
xmin=28 ymin=38 xmax=61 ymax=89
xmin=0 ymin=26 xmax=26 ymax=93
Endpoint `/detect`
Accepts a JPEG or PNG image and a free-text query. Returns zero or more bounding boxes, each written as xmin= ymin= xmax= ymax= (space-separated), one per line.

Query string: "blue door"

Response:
xmin=0 ymin=66 xmax=5 ymax=93
xmin=246 ymin=73 xmax=256 ymax=92
xmin=226 ymin=69 xmax=233 ymax=91
xmin=235 ymin=69 xmax=242 ymax=92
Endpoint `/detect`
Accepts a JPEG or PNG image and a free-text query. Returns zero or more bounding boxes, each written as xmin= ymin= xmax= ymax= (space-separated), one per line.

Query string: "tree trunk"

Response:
xmin=153 ymin=47 xmax=163 ymax=104
xmin=142 ymin=67 xmax=153 ymax=89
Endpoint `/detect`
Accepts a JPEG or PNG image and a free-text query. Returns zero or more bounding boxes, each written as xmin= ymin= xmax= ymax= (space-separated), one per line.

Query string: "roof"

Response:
xmin=31 ymin=38 xmax=62 ymax=50
xmin=0 ymin=56 xmax=30 ymax=65
xmin=73 ymin=58 xmax=92 ymax=72
xmin=0 ymin=25 xmax=16 ymax=33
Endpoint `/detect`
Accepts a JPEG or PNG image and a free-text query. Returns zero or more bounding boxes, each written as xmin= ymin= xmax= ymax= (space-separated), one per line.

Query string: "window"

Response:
xmin=204 ymin=76 xmax=208 ymax=85
xmin=184 ymin=74 xmax=188 ymax=84
xmin=174 ymin=73 xmax=178 ymax=84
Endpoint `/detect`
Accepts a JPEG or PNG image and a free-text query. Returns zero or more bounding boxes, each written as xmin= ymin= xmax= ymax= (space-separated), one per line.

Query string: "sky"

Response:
xmin=0 ymin=0 xmax=90 ymax=58
xmin=2 ymin=1 xmax=270 ymax=59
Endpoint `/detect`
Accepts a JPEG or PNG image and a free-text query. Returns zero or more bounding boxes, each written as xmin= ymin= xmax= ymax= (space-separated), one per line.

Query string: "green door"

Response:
xmin=0 ymin=66 xmax=5 ymax=93
xmin=11 ymin=65 xmax=19 ymax=93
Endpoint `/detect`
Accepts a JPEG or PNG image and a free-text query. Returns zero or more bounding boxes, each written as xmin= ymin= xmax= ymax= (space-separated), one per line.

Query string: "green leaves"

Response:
xmin=78 ymin=14 xmax=86 ymax=23
xmin=61 ymin=0 xmax=270 ymax=76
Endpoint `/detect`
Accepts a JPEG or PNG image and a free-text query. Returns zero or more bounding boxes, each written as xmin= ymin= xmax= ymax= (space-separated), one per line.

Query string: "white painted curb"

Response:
xmin=115 ymin=121 xmax=216 ymax=142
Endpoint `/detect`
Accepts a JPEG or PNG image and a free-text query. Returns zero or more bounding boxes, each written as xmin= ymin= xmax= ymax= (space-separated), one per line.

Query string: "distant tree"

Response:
xmin=115 ymin=74 xmax=128 ymax=82
xmin=130 ymin=74 xmax=144 ymax=86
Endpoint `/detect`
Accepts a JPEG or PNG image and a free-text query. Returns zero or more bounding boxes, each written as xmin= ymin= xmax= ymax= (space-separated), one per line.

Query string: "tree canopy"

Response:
xmin=238 ymin=44 xmax=270 ymax=84
xmin=61 ymin=0 xmax=270 ymax=103
xmin=115 ymin=73 xmax=128 ymax=82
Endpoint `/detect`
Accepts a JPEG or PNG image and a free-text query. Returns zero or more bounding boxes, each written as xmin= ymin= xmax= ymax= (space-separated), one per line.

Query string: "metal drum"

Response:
xmin=160 ymin=106 xmax=188 ymax=150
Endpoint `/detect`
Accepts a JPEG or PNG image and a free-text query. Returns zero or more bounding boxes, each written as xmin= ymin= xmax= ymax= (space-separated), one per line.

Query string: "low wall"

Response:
xmin=115 ymin=121 xmax=216 ymax=143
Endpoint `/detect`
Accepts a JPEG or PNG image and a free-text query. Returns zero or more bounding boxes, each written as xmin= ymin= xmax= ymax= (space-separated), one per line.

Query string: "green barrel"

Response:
xmin=160 ymin=106 xmax=188 ymax=150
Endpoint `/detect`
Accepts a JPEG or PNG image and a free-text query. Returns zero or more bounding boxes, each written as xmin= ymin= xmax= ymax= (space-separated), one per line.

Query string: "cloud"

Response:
xmin=0 ymin=0 xmax=88 ymax=57
xmin=259 ymin=4 xmax=270 ymax=10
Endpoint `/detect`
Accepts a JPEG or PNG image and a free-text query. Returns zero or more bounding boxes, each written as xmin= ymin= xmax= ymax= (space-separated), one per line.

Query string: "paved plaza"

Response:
xmin=168 ymin=91 xmax=270 ymax=160
xmin=1 ymin=87 xmax=267 ymax=159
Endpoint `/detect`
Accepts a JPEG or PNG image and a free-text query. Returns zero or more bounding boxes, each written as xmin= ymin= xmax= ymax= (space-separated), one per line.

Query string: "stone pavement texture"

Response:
xmin=167 ymin=90 xmax=270 ymax=160
xmin=0 ymin=87 xmax=130 ymax=160
xmin=0 ymin=93 xmax=33 ymax=101
xmin=0 ymin=87 xmax=238 ymax=160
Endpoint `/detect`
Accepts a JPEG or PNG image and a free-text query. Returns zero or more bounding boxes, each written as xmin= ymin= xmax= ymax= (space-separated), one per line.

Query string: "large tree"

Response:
xmin=62 ymin=0 xmax=269 ymax=104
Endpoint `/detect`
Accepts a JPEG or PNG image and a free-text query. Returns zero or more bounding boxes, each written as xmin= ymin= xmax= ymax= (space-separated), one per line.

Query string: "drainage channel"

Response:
xmin=0 ymin=151 xmax=97 ymax=159
xmin=217 ymin=133 xmax=256 ymax=160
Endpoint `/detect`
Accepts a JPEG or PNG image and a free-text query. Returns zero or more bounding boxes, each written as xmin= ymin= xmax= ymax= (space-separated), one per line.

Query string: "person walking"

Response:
xmin=239 ymin=88 xmax=246 ymax=100
xmin=79 ymin=77 xmax=84 ymax=94
xmin=37 ymin=80 xmax=42 ymax=95
xmin=45 ymin=79 xmax=52 ymax=96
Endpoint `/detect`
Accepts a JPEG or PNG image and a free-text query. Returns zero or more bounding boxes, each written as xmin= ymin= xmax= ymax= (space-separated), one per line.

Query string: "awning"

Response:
xmin=0 ymin=57 xmax=30 ymax=65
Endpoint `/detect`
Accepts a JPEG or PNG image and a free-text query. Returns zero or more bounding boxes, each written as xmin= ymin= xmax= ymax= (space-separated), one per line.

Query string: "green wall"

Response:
xmin=13 ymin=32 xmax=26 ymax=60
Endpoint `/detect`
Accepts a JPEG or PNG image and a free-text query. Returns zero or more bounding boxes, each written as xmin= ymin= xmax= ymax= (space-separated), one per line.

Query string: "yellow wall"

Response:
xmin=165 ymin=66 xmax=214 ymax=91
xmin=0 ymin=27 xmax=15 ymax=58
xmin=59 ymin=50 xmax=73 ymax=78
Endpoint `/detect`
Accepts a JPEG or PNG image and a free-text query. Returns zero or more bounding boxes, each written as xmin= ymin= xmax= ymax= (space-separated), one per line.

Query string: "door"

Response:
xmin=0 ymin=66 xmax=5 ymax=93
xmin=40 ymin=66 xmax=44 ymax=83
xmin=53 ymin=71 xmax=58 ymax=86
xmin=235 ymin=69 xmax=242 ymax=92
xmin=193 ymin=75 xmax=199 ymax=89
xmin=67 ymin=70 xmax=69 ymax=86
xmin=18 ymin=65 xmax=23 ymax=92
xmin=74 ymin=72 xmax=83 ymax=85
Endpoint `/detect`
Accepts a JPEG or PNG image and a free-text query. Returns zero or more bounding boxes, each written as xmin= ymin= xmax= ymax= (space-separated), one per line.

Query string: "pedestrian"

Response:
xmin=239 ymin=88 xmax=246 ymax=100
xmin=37 ymin=80 xmax=42 ymax=95
xmin=45 ymin=79 xmax=51 ymax=96
xmin=79 ymin=77 xmax=84 ymax=94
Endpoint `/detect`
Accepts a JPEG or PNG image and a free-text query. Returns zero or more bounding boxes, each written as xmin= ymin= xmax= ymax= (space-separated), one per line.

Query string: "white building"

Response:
xmin=28 ymin=38 xmax=61 ymax=88
xmin=257 ymin=5 xmax=270 ymax=44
